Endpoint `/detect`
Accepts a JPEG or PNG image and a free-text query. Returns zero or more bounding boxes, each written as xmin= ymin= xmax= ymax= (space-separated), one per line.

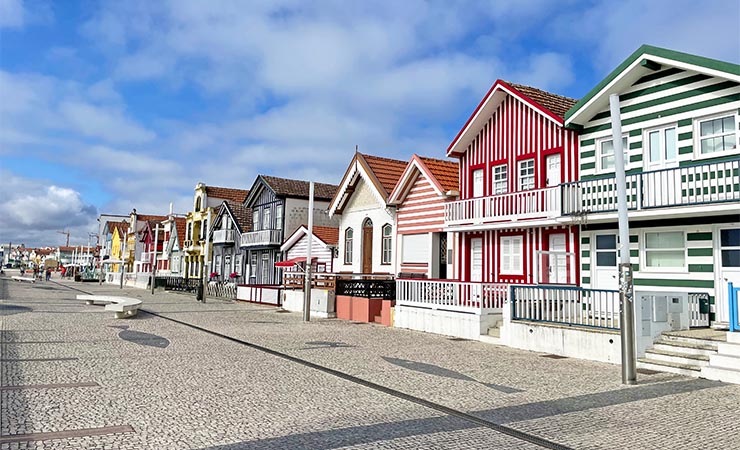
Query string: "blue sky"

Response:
xmin=1 ymin=0 xmax=739 ymax=246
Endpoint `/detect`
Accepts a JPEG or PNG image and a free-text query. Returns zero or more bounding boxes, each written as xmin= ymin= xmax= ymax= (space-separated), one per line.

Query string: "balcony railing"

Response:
xmin=213 ymin=229 xmax=236 ymax=245
xmin=445 ymin=187 xmax=560 ymax=226
xmin=396 ymin=279 xmax=508 ymax=313
xmin=240 ymin=229 xmax=282 ymax=247
xmin=563 ymin=158 xmax=740 ymax=215
xmin=139 ymin=252 xmax=151 ymax=264
xmin=511 ymin=285 xmax=619 ymax=330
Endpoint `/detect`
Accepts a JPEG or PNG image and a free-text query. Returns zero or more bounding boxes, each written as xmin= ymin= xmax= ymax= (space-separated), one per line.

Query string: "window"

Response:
xmin=402 ymin=233 xmax=429 ymax=263
xmin=261 ymin=252 xmax=270 ymax=283
xmin=224 ymin=255 xmax=232 ymax=274
xmin=187 ymin=223 xmax=192 ymax=240
xmin=201 ymin=220 xmax=207 ymax=240
xmin=263 ymin=208 xmax=271 ymax=231
xmin=646 ymin=126 xmax=677 ymax=168
xmin=595 ymin=235 xmax=617 ymax=267
xmin=252 ymin=210 xmax=259 ymax=231
xmin=492 ymin=165 xmax=507 ymax=194
xmin=195 ymin=197 xmax=202 ymax=212
xmin=235 ymin=254 xmax=242 ymax=275
xmin=275 ymin=205 xmax=283 ymax=230
xmin=698 ymin=114 xmax=737 ymax=155
xmin=214 ymin=255 xmax=221 ymax=275
xmin=381 ymin=224 xmax=392 ymax=265
xmin=344 ymin=228 xmax=353 ymax=264
xmin=250 ymin=253 xmax=257 ymax=282
xmin=645 ymin=231 xmax=685 ymax=269
xmin=472 ymin=169 xmax=484 ymax=197
xmin=720 ymin=229 xmax=740 ymax=268
xmin=500 ymin=235 xmax=523 ymax=275
xmin=518 ymin=159 xmax=535 ymax=191
xmin=598 ymin=136 xmax=628 ymax=171
xmin=223 ymin=216 xmax=231 ymax=230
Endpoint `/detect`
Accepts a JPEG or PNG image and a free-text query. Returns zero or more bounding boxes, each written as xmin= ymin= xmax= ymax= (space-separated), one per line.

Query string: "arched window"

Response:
xmin=381 ymin=224 xmax=392 ymax=265
xmin=363 ymin=218 xmax=373 ymax=228
xmin=344 ymin=228 xmax=353 ymax=264
xmin=195 ymin=196 xmax=202 ymax=212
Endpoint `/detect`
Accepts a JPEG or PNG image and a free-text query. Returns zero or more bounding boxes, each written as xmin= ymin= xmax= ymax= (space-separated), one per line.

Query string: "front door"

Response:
xmin=362 ymin=219 xmax=373 ymax=273
xmin=470 ymin=237 xmax=483 ymax=302
xmin=545 ymin=153 xmax=561 ymax=187
xmin=717 ymin=227 xmax=740 ymax=325
xmin=547 ymin=233 xmax=568 ymax=284
xmin=438 ymin=232 xmax=447 ymax=279
xmin=593 ymin=234 xmax=618 ymax=290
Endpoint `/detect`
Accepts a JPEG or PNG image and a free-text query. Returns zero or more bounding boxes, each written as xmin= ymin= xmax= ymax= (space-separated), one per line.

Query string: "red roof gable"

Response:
xmin=361 ymin=153 xmax=408 ymax=196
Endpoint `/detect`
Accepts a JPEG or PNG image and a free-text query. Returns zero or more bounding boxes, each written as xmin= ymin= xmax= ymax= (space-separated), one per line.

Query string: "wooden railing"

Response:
xmin=511 ymin=285 xmax=619 ymax=330
xmin=396 ymin=279 xmax=507 ymax=313
xmin=283 ymin=272 xmax=337 ymax=290
xmin=562 ymin=158 xmax=740 ymax=215
xmin=240 ymin=229 xmax=282 ymax=247
xmin=445 ymin=187 xmax=560 ymax=225
xmin=213 ymin=229 xmax=236 ymax=245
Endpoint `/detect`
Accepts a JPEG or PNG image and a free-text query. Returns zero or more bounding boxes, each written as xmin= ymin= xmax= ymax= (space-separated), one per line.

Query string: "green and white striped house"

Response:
xmin=563 ymin=45 xmax=740 ymax=328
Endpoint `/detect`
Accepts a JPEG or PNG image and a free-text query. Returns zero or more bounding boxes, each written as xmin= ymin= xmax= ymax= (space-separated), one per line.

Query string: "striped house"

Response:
xmin=564 ymin=45 xmax=740 ymax=328
xmin=388 ymin=155 xmax=458 ymax=278
xmin=444 ymin=80 xmax=580 ymax=287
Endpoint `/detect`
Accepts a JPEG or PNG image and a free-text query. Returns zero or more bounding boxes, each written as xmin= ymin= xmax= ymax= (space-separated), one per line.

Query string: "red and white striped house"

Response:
xmin=446 ymin=80 xmax=580 ymax=287
xmin=388 ymin=155 xmax=458 ymax=278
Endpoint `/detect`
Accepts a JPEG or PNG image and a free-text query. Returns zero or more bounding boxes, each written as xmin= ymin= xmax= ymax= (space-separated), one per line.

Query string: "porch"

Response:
xmin=444 ymin=186 xmax=561 ymax=228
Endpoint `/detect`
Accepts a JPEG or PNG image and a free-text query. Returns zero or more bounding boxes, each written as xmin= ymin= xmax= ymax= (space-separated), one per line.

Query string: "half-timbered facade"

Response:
xmin=329 ymin=153 xmax=407 ymax=275
xmin=446 ymin=80 xmax=579 ymax=287
xmin=564 ymin=45 xmax=740 ymax=328
xmin=388 ymin=155 xmax=458 ymax=278
xmin=241 ymin=176 xmax=338 ymax=285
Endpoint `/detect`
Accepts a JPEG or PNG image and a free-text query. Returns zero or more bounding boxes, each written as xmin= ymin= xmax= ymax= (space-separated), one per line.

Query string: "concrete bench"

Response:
xmin=12 ymin=276 xmax=36 ymax=283
xmin=76 ymin=294 xmax=143 ymax=319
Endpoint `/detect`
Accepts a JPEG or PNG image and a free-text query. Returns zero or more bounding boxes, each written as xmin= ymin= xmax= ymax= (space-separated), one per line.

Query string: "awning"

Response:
xmin=275 ymin=257 xmax=317 ymax=267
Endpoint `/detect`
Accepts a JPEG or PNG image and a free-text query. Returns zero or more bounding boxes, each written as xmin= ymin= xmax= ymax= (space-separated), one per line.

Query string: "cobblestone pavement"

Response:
xmin=1 ymin=276 xmax=739 ymax=449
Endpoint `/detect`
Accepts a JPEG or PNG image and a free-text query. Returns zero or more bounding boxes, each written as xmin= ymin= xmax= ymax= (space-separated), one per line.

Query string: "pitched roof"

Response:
xmin=418 ymin=157 xmax=459 ymax=193
xmin=361 ymin=154 xmax=408 ymax=195
xmin=260 ymin=175 xmax=338 ymax=200
xmin=224 ymin=201 xmax=252 ymax=232
xmin=311 ymin=226 xmax=339 ymax=246
xmin=506 ymin=82 xmax=577 ymax=119
xmin=137 ymin=214 xmax=168 ymax=223
xmin=173 ymin=217 xmax=187 ymax=248
xmin=205 ymin=186 xmax=250 ymax=203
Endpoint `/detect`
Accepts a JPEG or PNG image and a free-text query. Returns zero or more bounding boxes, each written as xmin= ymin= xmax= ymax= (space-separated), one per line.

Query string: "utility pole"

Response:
xmin=120 ymin=236 xmax=127 ymax=290
xmin=151 ymin=223 xmax=159 ymax=295
xmin=303 ymin=181 xmax=314 ymax=322
xmin=610 ymin=93 xmax=637 ymax=385
xmin=199 ymin=209 xmax=212 ymax=302
xmin=57 ymin=230 xmax=70 ymax=247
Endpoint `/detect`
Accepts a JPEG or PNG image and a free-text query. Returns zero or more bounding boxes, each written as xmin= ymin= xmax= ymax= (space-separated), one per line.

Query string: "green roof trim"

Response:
xmin=564 ymin=44 xmax=740 ymax=123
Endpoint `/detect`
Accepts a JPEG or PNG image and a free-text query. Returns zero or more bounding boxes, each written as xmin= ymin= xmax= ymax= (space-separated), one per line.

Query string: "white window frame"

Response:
xmin=344 ymin=228 xmax=353 ymax=265
xmin=596 ymin=135 xmax=629 ymax=172
xmin=381 ymin=224 xmax=393 ymax=265
xmin=472 ymin=169 xmax=484 ymax=197
xmin=500 ymin=235 xmax=523 ymax=275
xmin=263 ymin=208 xmax=271 ymax=231
xmin=275 ymin=204 xmax=283 ymax=230
xmin=492 ymin=164 xmax=507 ymax=195
xmin=693 ymin=111 xmax=740 ymax=160
xmin=261 ymin=252 xmax=270 ymax=284
xmin=642 ymin=229 xmax=687 ymax=273
xmin=518 ymin=159 xmax=535 ymax=191
xmin=252 ymin=210 xmax=259 ymax=231
xmin=644 ymin=124 xmax=679 ymax=170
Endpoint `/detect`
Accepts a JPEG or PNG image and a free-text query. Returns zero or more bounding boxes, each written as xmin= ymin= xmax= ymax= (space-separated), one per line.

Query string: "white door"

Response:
xmin=470 ymin=238 xmax=483 ymax=301
xmin=545 ymin=154 xmax=561 ymax=187
xmin=717 ymin=227 xmax=740 ymax=325
xmin=645 ymin=126 xmax=681 ymax=207
xmin=472 ymin=169 xmax=484 ymax=219
xmin=548 ymin=233 xmax=567 ymax=284
xmin=593 ymin=234 xmax=619 ymax=290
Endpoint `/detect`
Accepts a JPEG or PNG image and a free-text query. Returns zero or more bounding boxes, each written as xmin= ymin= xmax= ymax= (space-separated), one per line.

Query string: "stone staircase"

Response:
xmin=479 ymin=318 xmax=504 ymax=345
xmin=637 ymin=331 xmax=740 ymax=384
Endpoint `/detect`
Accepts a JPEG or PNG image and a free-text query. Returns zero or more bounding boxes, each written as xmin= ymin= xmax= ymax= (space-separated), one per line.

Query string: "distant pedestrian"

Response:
xmin=45 ymin=268 xmax=51 ymax=281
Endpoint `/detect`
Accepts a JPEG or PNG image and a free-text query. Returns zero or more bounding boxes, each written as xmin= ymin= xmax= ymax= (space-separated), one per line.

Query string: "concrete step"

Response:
xmin=645 ymin=348 xmax=709 ymax=367
xmin=487 ymin=327 xmax=501 ymax=338
xmin=637 ymin=358 xmax=701 ymax=378
xmin=653 ymin=339 xmax=717 ymax=356
xmin=701 ymin=365 xmax=740 ymax=384
xmin=728 ymin=333 xmax=740 ymax=344
xmin=662 ymin=333 xmax=723 ymax=346
xmin=709 ymin=353 xmax=740 ymax=370
xmin=717 ymin=342 xmax=740 ymax=357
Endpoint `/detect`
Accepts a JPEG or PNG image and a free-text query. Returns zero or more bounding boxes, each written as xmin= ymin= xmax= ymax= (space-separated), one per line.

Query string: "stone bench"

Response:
xmin=76 ymin=294 xmax=143 ymax=319
xmin=12 ymin=276 xmax=36 ymax=283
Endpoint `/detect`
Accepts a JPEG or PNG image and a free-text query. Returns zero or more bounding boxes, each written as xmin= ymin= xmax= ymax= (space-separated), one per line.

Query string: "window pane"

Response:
xmin=646 ymin=232 xmax=683 ymax=249
xmin=596 ymin=235 xmax=617 ymax=250
xmin=664 ymin=128 xmax=676 ymax=160
xmin=649 ymin=131 xmax=660 ymax=162
xmin=700 ymin=120 xmax=712 ymax=136
xmin=646 ymin=250 xmax=685 ymax=267
xmin=723 ymin=116 xmax=735 ymax=132
xmin=596 ymin=252 xmax=617 ymax=267
xmin=602 ymin=154 xmax=615 ymax=170
xmin=722 ymin=250 xmax=740 ymax=267
xmin=721 ymin=229 xmax=740 ymax=247
xmin=601 ymin=140 xmax=614 ymax=155
xmin=722 ymin=135 xmax=736 ymax=151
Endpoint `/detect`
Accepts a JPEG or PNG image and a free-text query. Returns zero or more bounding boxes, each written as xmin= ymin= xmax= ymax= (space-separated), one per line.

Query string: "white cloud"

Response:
xmin=0 ymin=0 xmax=24 ymax=28
xmin=58 ymin=101 xmax=156 ymax=144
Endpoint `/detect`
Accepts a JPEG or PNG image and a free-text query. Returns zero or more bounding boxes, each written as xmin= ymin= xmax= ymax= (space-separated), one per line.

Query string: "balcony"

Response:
xmin=140 ymin=252 xmax=151 ymax=264
xmin=240 ymin=229 xmax=282 ymax=248
xmin=562 ymin=158 xmax=740 ymax=220
xmin=444 ymin=186 xmax=560 ymax=228
xmin=213 ymin=229 xmax=236 ymax=245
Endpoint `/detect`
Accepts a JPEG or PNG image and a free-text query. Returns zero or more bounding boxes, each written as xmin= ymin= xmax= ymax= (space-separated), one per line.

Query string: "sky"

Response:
xmin=1 ymin=0 xmax=739 ymax=247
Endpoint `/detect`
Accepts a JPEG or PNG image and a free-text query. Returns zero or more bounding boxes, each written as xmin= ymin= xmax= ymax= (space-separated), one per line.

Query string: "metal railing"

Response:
xmin=213 ymin=229 xmax=236 ymax=245
xmin=511 ymin=284 xmax=620 ymax=330
xmin=729 ymin=282 xmax=740 ymax=333
xmin=396 ymin=279 xmax=508 ymax=313
xmin=445 ymin=187 xmax=560 ymax=225
xmin=336 ymin=278 xmax=396 ymax=300
xmin=161 ymin=276 xmax=200 ymax=293
xmin=207 ymin=281 xmax=237 ymax=299
xmin=240 ymin=229 xmax=282 ymax=247
xmin=563 ymin=158 xmax=740 ymax=215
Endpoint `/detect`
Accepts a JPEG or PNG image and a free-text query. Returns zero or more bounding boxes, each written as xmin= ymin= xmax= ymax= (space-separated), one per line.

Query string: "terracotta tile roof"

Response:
xmin=505 ymin=82 xmax=577 ymax=119
xmin=261 ymin=175 xmax=338 ymax=201
xmin=311 ymin=226 xmax=339 ymax=246
xmin=137 ymin=214 xmax=168 ymax=223
xmin=224 ymin=201 xmax=252 ymax=232
xmin=418 ymin=157 xmax=459 ymax=193
xmin=173 ymin=217 xmax=187 ymax=248
xmin=361 ymin=153 xmax=408 ymax=196
xmin=205 ymin=186 xmax=250 ymax=203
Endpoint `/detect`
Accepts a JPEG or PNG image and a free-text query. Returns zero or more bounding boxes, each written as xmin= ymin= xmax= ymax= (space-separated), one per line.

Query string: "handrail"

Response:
xmin=730 ymin=282 xmax=740 ymax=332
xmin=511 ymin=284 xmax=619 ymax=330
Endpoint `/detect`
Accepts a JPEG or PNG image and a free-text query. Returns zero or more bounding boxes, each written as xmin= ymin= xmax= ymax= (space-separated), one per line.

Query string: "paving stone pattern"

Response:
xmin=1 ymin=276 xmax=739 ymax=449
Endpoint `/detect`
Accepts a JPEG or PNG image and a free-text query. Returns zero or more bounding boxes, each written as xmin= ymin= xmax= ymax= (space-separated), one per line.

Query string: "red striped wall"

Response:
xmin=396 ymin=174 xmax=446 ymax=235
